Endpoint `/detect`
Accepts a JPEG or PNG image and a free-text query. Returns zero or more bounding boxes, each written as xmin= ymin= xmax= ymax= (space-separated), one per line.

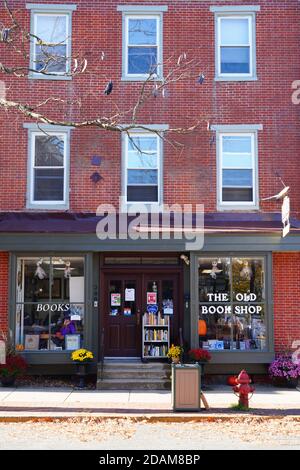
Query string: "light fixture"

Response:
xmin=180 ymin=254 xmax=190 ymax=266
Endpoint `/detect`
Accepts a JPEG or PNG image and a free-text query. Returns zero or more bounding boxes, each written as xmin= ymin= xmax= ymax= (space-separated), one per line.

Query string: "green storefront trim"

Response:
xmin=4 ymin=232 xmax=299 ymax=370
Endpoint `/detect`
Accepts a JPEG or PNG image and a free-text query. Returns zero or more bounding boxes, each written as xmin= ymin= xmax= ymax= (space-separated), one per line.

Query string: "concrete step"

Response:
xmin=100 ymin=361 xmax=170 ymax=370
xmin=101 ymin=368 xmax=171 ymax=380
xmin=96 ymin=377 xmax=171 ymax=390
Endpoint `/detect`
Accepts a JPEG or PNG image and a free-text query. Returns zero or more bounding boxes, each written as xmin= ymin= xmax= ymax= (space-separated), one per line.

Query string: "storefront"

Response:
xmin=1 ymin=211 xmax=300 ymax=375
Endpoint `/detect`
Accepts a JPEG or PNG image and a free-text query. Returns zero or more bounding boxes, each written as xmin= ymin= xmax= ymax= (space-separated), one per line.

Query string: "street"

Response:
xmin=0 ymin=417 xmax=299 ymax=450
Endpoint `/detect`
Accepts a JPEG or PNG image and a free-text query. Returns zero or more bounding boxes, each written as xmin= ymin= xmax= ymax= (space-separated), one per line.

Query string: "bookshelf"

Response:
xmin=142 ymin=312 xmax=170 ymax=359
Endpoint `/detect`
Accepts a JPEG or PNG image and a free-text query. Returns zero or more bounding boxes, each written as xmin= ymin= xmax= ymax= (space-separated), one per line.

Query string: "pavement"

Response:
xmin=0 ymin=385 xmax=299 ymax=420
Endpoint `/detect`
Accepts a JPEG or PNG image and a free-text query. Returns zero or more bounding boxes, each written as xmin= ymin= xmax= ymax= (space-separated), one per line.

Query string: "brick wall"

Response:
xmin=273 ymin=252 xmax=300 ymax=354
xmin=0 ymin=252 xmax=9 ymax=333
xmin=0 ymin=1 xmax=299 ymax=214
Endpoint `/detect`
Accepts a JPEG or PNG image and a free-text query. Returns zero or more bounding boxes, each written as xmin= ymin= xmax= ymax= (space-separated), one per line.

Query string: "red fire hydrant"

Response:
xmin=233 ymin=370 xmax=255 ymax=409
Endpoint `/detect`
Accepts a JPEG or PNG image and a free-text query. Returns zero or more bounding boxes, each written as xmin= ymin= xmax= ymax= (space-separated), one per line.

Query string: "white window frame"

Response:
xmin=212 ymin=9 xmax=258 ymax=82
xmin=124 ymin=132 xmax=161 ymax=205
xmin=26 ymin=4 xmax=77 ymax=80
xmin=25 ymin=124 xmax=72 ymax=210
xmin=122 ymin=13 xmax=163 ymax=80
xmin=33 ymin=13 xmax=70 ymax=76
xmin=216 ymin=130 xmax=259 ymax=210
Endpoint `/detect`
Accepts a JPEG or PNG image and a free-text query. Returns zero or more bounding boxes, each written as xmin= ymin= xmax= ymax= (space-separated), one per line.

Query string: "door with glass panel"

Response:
xmin=104 ymin=275 xmax=142 ymax=357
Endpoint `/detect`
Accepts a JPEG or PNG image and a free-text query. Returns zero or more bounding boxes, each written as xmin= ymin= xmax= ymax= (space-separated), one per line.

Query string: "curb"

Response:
xmin=0 ymin=414 xmax=299 ymax=423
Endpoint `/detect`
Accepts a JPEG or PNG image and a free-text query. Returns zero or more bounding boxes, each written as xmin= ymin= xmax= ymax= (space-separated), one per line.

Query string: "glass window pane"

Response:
xmin=34 ymin=168 xmax=64 ymax=201
xmin=35 ymin=135 xmax=64 ymax=167
xmin=16 ymin=257 xmax=85 ymax=351
xmin=221 ymin=47 xmax=250 ymax=74
xmin=222 ymin=153 xmax=252 ymax=168
xmin=223 ymin=136 xmax=252 ymax=153
xmin=220 ymin=18 xmax=249 ymax=45
xmin=35 ymin=44 xmax=67 ymax=72
xmin=128 ymin=18 xmax=157 ymax=45
xmin=36 ymin=15 xmax=67 ymax=44
xmin=232 ymin=258 xmax=265 ymax=301
xmin=127 ymin=185 xmax=158 ymax=202
xmin=199 ymin=258 xmax=231 ymax=302
xmin=128 ymin=169 xmax=158 ymax=184
xmin=128 ymin=47 xmax=157 ymax=74
xmin=128 ymin=152 xmax=157 ymax=168
xmin=128 ymin=136 xmax=157 ymax=153
xmin=222 ymin=188 xmax=253 ymax=202
xmin=223 ymin=169 xmax=252 ymax=187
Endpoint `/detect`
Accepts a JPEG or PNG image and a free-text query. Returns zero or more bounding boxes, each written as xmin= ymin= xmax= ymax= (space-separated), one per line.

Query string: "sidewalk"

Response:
xmin=0 ymin=385 xmax=299 ymax=420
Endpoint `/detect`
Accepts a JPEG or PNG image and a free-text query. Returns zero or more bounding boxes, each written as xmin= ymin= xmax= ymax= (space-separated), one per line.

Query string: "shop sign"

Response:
xmin=147 ymin=304 xmax=159 ymax=314
xmin=282 ymin=195 xmax=290 ymax=238
xmin=200 ymin=293 xmax=263 ymax=315
xmin=111 ymin=293 xmax=121 ymax=306
xmin=0 ymin=340 xmax=5 ymax=364
xmin=147 ymin=292 xmax=157 ymax=305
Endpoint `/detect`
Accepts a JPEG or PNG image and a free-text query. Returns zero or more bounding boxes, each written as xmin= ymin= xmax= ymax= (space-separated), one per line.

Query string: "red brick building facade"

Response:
xmin=0 ymin=0 xmax=300 ymax=377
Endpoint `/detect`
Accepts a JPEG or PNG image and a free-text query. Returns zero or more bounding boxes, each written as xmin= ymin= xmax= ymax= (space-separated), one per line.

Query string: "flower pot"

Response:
xmin=272 ymin=376 xmax=298 ymax=389
xmin=0 ymin=375 xmax=16 ymax=387
xmin=75 ymin=362 xmax=87 ymax=389
xmin=172 ymin=358 xmax=180 ymax=364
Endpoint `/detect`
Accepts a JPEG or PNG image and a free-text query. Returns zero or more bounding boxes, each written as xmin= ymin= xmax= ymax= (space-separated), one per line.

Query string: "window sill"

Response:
xmin=26 ymin=203 xmax=69 ymax=210
xmin=214 ymin=75 xmax=258 ymax=82
xmin=217 ymin=204 xmax=259 ymax=212
xmin=209 ymin=351 xmax=274 ymax=364
xmin=28 ymin=74 xmax=72 ymax=81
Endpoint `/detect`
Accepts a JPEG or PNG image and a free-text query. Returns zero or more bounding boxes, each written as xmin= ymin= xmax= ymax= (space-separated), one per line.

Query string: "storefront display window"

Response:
xmin=198 ymin=257 xmax=267 ymax=351
xmin=15 ymin=257 xmax=85 ymax=351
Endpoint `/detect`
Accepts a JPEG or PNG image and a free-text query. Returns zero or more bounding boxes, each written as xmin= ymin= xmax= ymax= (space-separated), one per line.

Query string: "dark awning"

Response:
xmin=0 ymin=211 xmax=299 ymax=234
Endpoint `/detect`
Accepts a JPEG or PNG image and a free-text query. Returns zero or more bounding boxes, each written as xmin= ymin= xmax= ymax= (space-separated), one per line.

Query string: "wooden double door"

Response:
xmin=103 ymin=271 xmax=181 ymax=357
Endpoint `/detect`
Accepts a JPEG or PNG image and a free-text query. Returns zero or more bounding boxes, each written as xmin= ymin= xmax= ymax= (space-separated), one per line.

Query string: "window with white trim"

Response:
xmin=124 ymin=14 xmax=162 ymax=79
xmin=29 ymin=132 xmax=68 ymax=206
xmin=125 ymin=133 xmax=161 ymax=203
xmin=31 ymin=12 xmax=70 ymax=74
xmin=219 ymin=133 xmax=256 ymax=206
xmin=217 ymin=15 xmax=255 ymax=79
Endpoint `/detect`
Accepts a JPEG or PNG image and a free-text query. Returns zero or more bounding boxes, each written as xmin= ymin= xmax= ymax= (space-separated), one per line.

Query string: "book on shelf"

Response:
xmin=143 ymin=312 xmax=168 ymax=326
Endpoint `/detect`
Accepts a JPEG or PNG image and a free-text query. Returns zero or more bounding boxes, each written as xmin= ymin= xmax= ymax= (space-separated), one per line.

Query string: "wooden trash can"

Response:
xmin=172 ymin=363 xmax=202 ymax=411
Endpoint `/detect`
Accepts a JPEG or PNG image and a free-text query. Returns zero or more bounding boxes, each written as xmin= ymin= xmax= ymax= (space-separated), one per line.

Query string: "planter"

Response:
xmin=0 ymin=375 xmax=16 ymax=387
xmin=75 ymin=362 xmax=88 ymax=389
xmin=272 ymin=376 xmax=298 ymax=389
xmin=172 ymin=358 xmax=180 ymax=364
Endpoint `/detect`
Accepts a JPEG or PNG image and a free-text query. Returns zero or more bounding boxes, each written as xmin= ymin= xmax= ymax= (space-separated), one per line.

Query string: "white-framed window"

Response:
xmin=26 ymin=4 xmax=77 ymax=79
xmin=214 ymin=11 xmax=258 ymax=81
xmin=33 ymin=13 xmax=69 ymax=74
xmin=124 ymin=133 xmax=161 ymax=204
xmin=123 ymin=14 xmax=162 ymax=79
xmin=218 ymin=132 xmax=257 ymax=208
xmin=26 ymin=128 xmax=70 ymax=209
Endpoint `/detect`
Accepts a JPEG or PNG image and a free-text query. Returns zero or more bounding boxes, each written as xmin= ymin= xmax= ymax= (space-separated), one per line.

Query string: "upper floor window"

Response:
xmin=125 ymin=15 xmax=161 ymax=79
xmin=124 ymin=132 xmax=161 ymax=204
xmin=117 ymin=6 xmax=168 ymax=80
xmin=24 ymin=124 xmax=72 ymax=210
xmin=218 ymin=132 xmax=258 ymax=209
xmin=210 ymin=6 xmax=260 ymax=81
xmin=26 ymin=4 xmax=77 ymax=79
xmin=218 ymin=16 xmax=252 ymax=76
xmin=33 ymin=13 xmax=69 ymax=74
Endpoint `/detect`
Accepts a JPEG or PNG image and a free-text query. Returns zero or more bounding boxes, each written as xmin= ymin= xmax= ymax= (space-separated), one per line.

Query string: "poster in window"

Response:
xmin=25 ymin=334 xmax=40 ymax=350
xmin=65 ymin=334 xmax=81 ymax=351
xmin=125 ymin=288 xmax=135 ymax=302
xmin=147 ymin=292 xmax=157 ymax=305
xmin=111 ymin=293 xmax=121 ymax=306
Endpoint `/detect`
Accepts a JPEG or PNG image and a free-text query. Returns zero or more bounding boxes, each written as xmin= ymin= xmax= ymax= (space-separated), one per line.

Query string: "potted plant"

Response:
xmin=167 ymin=344 xmax=184 ymax=364
xmin=71 ymin=348 xmax=94 ymax=388
xmin=268 ymin=354 xmax=300 ymax=388
xmin=0 ymin=333 xmax=27 ymax=387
